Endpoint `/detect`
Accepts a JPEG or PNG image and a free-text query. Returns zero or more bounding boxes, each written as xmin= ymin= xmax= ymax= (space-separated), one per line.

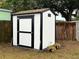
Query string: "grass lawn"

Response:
xmin=0 ymin=40 xmax=79 ymax=59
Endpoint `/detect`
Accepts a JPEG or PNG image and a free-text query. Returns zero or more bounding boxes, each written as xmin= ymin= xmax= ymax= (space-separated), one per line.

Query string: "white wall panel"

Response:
xmin=34 ymin=14 xmax=41 ymax=49
xmin=43 ymin=10 xmax=55 ymax=49
xmin=13 ymin=16 xmax=17 ymax=46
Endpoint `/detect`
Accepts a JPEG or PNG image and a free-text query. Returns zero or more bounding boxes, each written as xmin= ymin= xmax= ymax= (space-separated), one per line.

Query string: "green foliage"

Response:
xmin=38 ymin=0 xmax=79 ymax=21
xmin=1 ymin=0 xmax=79 ymax=21
xmin=2 ymin=0 xmax=38 ymax=12
xmin=76 ymin=16 xmax=79 ymax=20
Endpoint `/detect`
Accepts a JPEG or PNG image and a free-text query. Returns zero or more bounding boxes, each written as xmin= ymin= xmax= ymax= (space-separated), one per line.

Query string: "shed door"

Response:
xmin=17 ymin=16 xmax=34 ymax=48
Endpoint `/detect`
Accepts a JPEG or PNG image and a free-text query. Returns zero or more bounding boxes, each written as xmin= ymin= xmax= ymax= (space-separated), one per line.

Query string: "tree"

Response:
xmin=2 ymin=0 xmax=38 ymax=12
xmin=37 ymin=0 xmax=79 ymax=21
xmin=2 ymin=0 xmax=79 ymax=21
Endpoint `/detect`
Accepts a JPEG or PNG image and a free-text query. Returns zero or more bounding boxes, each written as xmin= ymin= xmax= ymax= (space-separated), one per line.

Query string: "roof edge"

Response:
xmin=13 ymin=8 xmax=50 ymax=15
xmin=0 ymin=9 xmax=12 ymax=12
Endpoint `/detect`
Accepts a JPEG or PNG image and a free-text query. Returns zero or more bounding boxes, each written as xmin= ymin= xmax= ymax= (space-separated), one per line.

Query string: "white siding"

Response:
xmin=13 ymin=16 xmax=17 ymax=46
xmin=43 ymin=10 xmax=55 ymax=49
xmin=76 ymin=22 xmax=79 ymax=41
xmin=34 ymin=14 xmax=41 ymax=49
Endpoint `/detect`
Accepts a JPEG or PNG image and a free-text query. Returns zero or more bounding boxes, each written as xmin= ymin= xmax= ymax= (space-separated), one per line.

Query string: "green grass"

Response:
xmin=0 ymin=40 xmax=79 ymax=59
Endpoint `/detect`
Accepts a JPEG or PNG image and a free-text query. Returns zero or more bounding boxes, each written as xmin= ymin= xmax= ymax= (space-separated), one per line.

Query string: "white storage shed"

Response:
xmin=12 ymin=8 xmax=55 ymax=50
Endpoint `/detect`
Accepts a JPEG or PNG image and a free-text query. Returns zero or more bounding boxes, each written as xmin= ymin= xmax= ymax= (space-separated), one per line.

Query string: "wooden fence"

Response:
xmin=0 ymin=21 xmax=12 ymax=42
xmin=0 ymin=21 xmax=77 ymax=42
xmin=56 ymin=21 xmax=76 ymax=40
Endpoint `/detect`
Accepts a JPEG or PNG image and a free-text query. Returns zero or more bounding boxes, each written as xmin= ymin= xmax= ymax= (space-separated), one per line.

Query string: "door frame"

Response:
xmin=17 ymin=15 xmax=34 ymax=48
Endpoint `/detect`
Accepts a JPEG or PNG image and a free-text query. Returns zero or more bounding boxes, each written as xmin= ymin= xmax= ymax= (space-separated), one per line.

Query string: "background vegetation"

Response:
xmin=0 ymin=0 xmax=79 ymax=21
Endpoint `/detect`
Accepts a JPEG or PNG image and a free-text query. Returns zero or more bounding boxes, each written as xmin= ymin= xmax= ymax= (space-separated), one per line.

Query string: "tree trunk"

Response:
xmin=61 ymin=10 xmax=73 ymax=21
xmin=65 ymin=15 xmax=72 ymax=21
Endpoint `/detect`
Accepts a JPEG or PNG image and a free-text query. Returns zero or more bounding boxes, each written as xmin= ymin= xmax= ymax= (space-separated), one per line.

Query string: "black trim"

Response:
xmin=11 ymin=14 xmax=13 ymax=46
xmin=18 ymin=45 xmax=32 ymax=48
xmin=17 ymin=15 xmax=34 ymax=48
xmin=17 ymin=19 xmax=19 ymax=45
xmin=17 ymin=15 xmax=34 ymax=19
xmin=55 ymin=15 xmax=56 ymax=41
xmin=31 ymin=16 xmax=34 ymax=48
xmin=18 ymin=31 xmax=32 ymax=33
xmin=40 ymin=13 xmax=43 ymax=50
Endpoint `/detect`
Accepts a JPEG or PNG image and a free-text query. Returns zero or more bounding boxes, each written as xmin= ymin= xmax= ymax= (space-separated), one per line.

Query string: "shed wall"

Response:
xmin=43 ymin=10 xmax=55 ymax=49
xmin=13 ymin=16 xmax=17 ymax=45
xmin=34 ymin=14 xmax=41 ymax=49
xmin=13 ymin=14 xmax=41 ymax=49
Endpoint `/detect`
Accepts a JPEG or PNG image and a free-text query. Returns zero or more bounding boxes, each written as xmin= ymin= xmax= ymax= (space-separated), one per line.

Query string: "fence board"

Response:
xmin=0 ymin=21 xmax=12 ymax=42
xmin=56 ymin=22 xmax=76 ymax=40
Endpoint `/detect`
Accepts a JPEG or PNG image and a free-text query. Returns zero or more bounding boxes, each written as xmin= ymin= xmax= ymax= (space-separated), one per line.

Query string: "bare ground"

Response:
xmin=0 ymin=40 xmax=79 ymax=59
